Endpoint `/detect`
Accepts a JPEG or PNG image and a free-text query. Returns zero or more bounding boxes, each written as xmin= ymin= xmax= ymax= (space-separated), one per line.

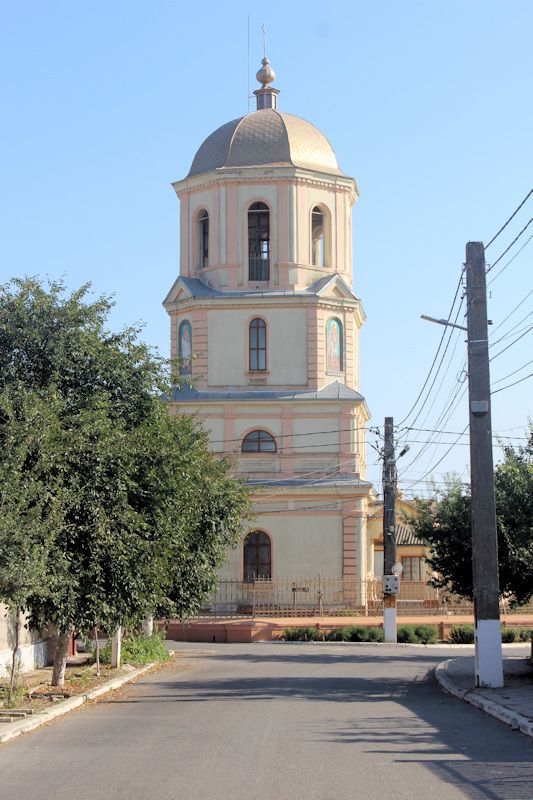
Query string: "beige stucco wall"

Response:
xmin=206 ymin=307 xmax=307 ymax=386
xmin=218 ymin=513 xmax=343 ymax=580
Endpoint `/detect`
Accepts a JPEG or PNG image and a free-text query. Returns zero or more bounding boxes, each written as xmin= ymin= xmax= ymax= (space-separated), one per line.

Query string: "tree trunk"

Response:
xmin=110 ymin=626 xmax=122 ymax=669
xmin=94 ymin=626 xmax=101 ymax=677
xmin=51 ymin=631 xmax=71 ymax=687
xmin=8 ymin=609 xmax=22 ymax=703
xmin=142 ymin=615 xmax=154 ymax=636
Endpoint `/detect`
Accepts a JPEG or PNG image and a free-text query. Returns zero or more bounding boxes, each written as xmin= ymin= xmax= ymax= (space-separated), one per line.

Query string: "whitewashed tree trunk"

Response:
xmin=110 ymin=626 xmax=122 ymax=668
xmin=51 ymin=631 xmax=71 ymax=687
xmin=142 ymin=616 xmax=154 ymax=636
xmin=94 ymin=626 xmax=101 ymax=677
xmin=8 ymin=609 xmax=22 ymax=700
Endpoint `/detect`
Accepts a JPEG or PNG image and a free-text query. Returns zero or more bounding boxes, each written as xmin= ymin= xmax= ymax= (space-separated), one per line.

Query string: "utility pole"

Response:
xmin=466 ymin=242 xmax=503 ymax=688
xmin=382 ymin=417 xmax=399 ymax=643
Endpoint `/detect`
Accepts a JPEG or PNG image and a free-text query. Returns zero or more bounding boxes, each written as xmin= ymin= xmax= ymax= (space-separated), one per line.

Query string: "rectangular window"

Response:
xmin=401 ymin=557 xmax=424 ymax=581
xmin=249 ymin=319 xmax=266 ymax=371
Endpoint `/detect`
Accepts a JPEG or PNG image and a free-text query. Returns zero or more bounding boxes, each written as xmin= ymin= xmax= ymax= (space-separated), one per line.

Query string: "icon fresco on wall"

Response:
xmin=326 ymin=318 xmax=342 ymax=372
xmin=178 ymin=320 xmax=192 ymax=375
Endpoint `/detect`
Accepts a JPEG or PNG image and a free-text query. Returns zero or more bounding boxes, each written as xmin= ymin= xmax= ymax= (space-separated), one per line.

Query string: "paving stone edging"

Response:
xmin=0 ymin=663 xmax=155 ymax=745
xmin=435 ymin=658 xmax=533 ymax=739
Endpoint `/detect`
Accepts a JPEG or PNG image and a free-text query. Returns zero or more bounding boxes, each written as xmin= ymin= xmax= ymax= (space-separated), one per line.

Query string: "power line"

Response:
xmin=491 ymin=371 xmax=533 ymax=395
xmin=490 ymin=288 xmax=533 ymax=337
xmin=485 ymin=188 xmax=533 ymax=251
xmin=490 ymin=324 xmax=533 ymax=361
xmin=397 ymin=190 xmax=533 ymax=432
xmin=492 ymin=358 xmax=533 ymax=386
xmin=396 ymin=273 xmax=464 ymax=427
xmin=486 ymin=217 xmax=533 ymax=275
xmin=401 ymin=425 xmax=469 ymax=491
xmin=487 ymin=232 xmax=533 ymax=287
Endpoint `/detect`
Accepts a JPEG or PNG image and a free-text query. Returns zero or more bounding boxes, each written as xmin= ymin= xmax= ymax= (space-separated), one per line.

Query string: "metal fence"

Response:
xmin=194 ymin=578 xmax=490 ymax=618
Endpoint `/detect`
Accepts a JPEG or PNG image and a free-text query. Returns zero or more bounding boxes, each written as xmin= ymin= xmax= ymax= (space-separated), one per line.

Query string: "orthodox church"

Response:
xmin=163 ymin=59 xmax=375 ymax=602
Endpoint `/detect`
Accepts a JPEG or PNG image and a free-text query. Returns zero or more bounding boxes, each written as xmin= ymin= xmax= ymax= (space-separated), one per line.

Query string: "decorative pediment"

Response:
xmin=162 ymin=276 xmax=216 ymax=308
xmin=309 ymin=274 xmax=359 ymax=302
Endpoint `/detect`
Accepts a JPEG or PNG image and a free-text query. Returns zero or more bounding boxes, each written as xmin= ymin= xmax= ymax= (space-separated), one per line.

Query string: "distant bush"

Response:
xmin=448 ymin=624 xmax=531 ymax=644
xmin=281 ymin=625 xmax=384 ymax=642
xmin=501 ymin=626 xmax=531 ymax=643
xmin=397 ymin=624 xmax=439 ymax=644
xmin=97 ymin=632 xmax=171 ymax=666
xmin=282 ymin=626 xmax=324 ymax=641
xmin=325 ymin=625 xmax=383 ymax=643
xmin=449 ymin=625 xmax=475 ymax=644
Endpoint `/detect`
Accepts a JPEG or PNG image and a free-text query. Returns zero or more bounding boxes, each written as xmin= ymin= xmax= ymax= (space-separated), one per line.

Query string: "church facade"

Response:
xmin=163 ymin=60 xmax=374 ymax=600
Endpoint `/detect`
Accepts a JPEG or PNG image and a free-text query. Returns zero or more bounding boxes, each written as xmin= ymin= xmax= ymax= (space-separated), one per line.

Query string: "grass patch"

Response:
xmin=97 ymin=632 xmax=171 ymax=666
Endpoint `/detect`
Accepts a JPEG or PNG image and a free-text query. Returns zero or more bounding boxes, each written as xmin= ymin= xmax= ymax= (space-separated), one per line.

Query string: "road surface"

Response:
xmin=1 ymin=642 xmax=532 ymax=800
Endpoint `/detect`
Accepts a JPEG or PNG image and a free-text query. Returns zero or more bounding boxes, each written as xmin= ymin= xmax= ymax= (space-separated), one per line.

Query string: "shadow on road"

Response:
xmin=105 ymin=647 xmax=533 ymax=800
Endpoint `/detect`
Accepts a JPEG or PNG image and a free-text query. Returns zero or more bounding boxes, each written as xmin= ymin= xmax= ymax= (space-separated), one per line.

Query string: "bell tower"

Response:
xmin=163 ymin=61 xmax=372 ymax=593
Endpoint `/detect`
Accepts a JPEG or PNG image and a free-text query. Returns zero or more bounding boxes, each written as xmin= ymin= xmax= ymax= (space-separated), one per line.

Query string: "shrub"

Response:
xmin=325 ymin=625 xmax=383 ymax=642
xmin=397 ymin=624 xmax=439 ymax=644
xmin=365 ymin=626 xmax=385 ymax=643
xmin=282 ymin=626 xmax=324 ymax=642
xmin=97 ymin=632 xmax=171 ymax=666
xmin=501 ymin=626 xmax=531 ymax=643
xmin=449 ymin=624 xmax=475 ymax=644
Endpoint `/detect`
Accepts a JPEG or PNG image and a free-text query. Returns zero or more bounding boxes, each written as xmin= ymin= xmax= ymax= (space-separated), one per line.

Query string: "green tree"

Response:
xmin=0 ymin=278 xmax=250 ymax=685
xmin=0 ymin=386 xmax=64 ymax=701
xmin=408 ymin=429 xmax=533 ymax=604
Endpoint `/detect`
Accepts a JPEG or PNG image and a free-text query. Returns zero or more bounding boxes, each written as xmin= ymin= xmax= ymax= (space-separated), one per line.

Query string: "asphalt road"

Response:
xmin=1 ymin=642 xmax=532 ymax=800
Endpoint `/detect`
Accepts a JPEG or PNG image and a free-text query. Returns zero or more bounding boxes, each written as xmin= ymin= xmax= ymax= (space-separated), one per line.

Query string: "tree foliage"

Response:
xmin=408 ymin=429 xmax=533 ymax=604
xmin=0 ymin=278 xmax=250 ymax=682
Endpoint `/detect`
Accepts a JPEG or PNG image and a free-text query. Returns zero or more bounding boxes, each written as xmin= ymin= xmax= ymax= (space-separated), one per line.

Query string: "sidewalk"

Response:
xmin=0 ymin=662 xmax=155 ymax=744
xmin=435 ymin=654 xmax=533 ymax=738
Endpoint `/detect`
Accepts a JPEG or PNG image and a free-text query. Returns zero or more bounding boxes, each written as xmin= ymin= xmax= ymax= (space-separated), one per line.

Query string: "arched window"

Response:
xmin=248 ymin=202 xmax=270 ymax=281
xmin=197 ymin=209 xmax=209 ymax=268
xmin=311 ymin=206 xmax=325 ymax=266
xmin=241 ymin=430 xmax=277 ymax=453
xmin=326 ymin=318 xmax=343 ymax=373
xmin=244 ymin=531 xmax=271 ymax=582
xmin=249 ymin=318 xmax=267 ymax=371
xmin=178 ymin=320 xmax=192 ymax=376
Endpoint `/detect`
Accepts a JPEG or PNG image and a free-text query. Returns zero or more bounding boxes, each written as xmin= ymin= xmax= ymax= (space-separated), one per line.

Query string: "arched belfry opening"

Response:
xmin=248 ymin=203 xmax=270 ymax=281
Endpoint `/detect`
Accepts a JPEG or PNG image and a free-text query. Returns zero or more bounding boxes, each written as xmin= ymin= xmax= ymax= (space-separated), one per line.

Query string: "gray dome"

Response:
xmin=187 ymin=109 xmax=343 ymax=177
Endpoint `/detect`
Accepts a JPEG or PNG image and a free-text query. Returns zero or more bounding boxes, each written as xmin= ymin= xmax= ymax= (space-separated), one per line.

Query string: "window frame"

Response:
xmin=241 ymin=429 xmax=277 ymax=453
xmin=197 ymin=209 xmax=209 ymax=268
xmin=248 ymin=202 xmax=270 ymax=281
xmin=248 ymin=317 xmax=267 ymax=372
xmin=311 ymin=206 xmax=325 ymax=267
xmin=243 ymin=530 xmax=272 ymax=582
xmin=401 ymin=556 xmax=425 ymax=581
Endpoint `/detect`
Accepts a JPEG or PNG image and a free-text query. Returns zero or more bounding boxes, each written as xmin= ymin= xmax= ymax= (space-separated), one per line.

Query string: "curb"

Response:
xmin=435 ymin=658 xmax=533 ymax=739
xmin=0 ymin=663 xmax=154 ymax=745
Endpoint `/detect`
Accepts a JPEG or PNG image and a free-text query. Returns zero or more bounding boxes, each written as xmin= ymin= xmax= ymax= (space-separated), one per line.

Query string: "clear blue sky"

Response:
xmin=2 ymin=1 xmax=532 ymax=494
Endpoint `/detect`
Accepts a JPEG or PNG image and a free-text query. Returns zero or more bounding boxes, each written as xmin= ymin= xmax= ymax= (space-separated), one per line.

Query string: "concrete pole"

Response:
xmin=383 ymin=417 xmax=398 ymax=643
xmin=466 ymin=241 xmax=503 ymax=688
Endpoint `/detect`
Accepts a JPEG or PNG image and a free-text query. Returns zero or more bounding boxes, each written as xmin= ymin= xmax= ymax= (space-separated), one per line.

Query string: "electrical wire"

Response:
xmin=484 ymin=188 xmax=533 ymax=251
xmin=487 ymin=233 xmax=533 ymax=287
xmin=486 ymin=218 xmax=533 ymax=275
xmin=491 ymin=371 xmax=533 ymax=395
